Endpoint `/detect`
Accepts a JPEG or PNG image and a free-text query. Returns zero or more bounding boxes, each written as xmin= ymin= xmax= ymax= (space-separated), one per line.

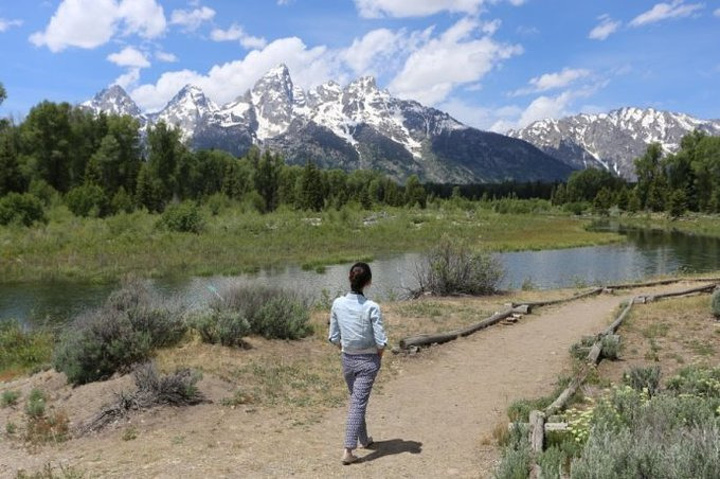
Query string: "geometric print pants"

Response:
xmin=342 ymin=352 xmax=381 ymax=449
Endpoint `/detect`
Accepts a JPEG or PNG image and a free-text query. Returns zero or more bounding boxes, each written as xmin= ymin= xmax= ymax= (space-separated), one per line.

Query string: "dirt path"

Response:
xmin=253 ymin=293 xmax=629 ymax=478
xmin=1 ymin=292 xmax=634 ymax=478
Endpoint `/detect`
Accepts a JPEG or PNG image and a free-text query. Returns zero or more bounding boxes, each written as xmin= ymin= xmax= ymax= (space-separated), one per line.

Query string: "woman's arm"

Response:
xmin=328 ymin=303 xmax=341 ymax=347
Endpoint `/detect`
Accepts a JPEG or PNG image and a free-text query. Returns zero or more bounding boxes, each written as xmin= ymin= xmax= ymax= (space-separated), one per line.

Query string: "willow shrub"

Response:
xmin=53 ymin=279 xmax=187 ymax=385
xmin=415 ymin=235 xmax=504 ymax=296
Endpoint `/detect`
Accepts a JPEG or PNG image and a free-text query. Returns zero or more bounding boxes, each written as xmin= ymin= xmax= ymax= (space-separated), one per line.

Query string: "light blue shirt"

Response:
xmin=328 ymin=293 xmax=387 ymax=353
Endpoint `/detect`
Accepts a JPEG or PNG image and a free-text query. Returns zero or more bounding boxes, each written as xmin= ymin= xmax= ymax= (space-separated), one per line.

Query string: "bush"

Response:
xmin=0 ymin=192 xmax=47 ymax=226
xmin=600 ymin=334 xmax=621 ymax=360
xmin=623 ymin=365 xmax=662 ymax=397
xmin=1 ymin=390 xmax=20 ymax=407
xmin=53 ymin=279 xmax=187 ymax=385
xmin=25 ymin=388 xmax=46 ymax=419
xmin=711 ymin=288 xmax=720 ymax=318
xmin=65 ymin=183 xmax=110 ymax=217
xmin=665 ymin=366 xmax=720 ymax=398
xmin=188 ymin=310 xmax=250 ymax=347
xmin=415 ymin=235 xmax=504 ymax=296
xmin=190 ymin=285 xmax=311 ymax=343
xmin=158 ymin=201 xmax=205 ymax=233
xmin=0 ymin=319 xmax=54 ymax=374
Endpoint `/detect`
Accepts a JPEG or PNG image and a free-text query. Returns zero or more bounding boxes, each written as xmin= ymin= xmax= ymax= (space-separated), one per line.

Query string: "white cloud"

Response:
xmin=513 ymin=68 xmax=590 ymax=95
xmin=354 ymin=0 xmax=483 ymax=18
xmin=30 ymin=0 xmax=118 ymax=51
xmin=439 ymin=96 xmax=522 ymax=130
xmin=155 ymin=50 xmax=178 ymax=62
xmin=342 ymin=28 xmax=409 ymax=77
xmin=129 ymin=16 xmax=522 ymax=112
xmin=170 ymin=6 xmax=215 ymax=31
xmin=113 ymin=67 xmax=141 ymax=90
xmin=589 ymin=14 xmax=621 ymax=40
xmin=210 ymin=24 xmax=267 ymax=49
xmin=117 ymin=0 xmax=166 ymax=38
xmin=130 ymin=37 xmax=335 ymax=111
xmin=516 ymin=92 xmax=574 ymax=128
xmin=0 ymin=18 xmax=23 ymax=32
xmin=629 ymin=0 xmax=704 ymax=27
xmin=388 ymin=17 xmax=522 ymax=105
xmin=107 ymin=46 xmax=150 ymax=68
xmin=29 ymin=0 xmax=166 ymax=52
xmin=714 ymin=8 xmax=720 ymax=17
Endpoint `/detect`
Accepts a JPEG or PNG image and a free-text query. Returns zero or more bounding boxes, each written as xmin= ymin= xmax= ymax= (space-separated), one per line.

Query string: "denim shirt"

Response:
xmin=328 ymin=293 xmax=387 ymax=353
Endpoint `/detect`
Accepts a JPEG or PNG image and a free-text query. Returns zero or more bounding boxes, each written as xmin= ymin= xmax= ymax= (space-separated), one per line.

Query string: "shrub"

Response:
xmin=158 ymin=201 xmax=205 ymax=233
xmin=0 ymin=192 xmax=47 ymax=226
xmin=65 ymin=183 xmax=110 ymax=217
xmin=190 ymin=285 xmax=311 ymax=343
xmin=53 ymin=279 xmax=187 ymax=385
xmin=1 ymin=389 xmax=20 ymax=407
xmin=25 ymin=388 xmax=46 ymax=419
xmin=665 ymin=366 xmax=720 ymax=398
xmin=711 ymin=288 xmax=720 ymax=318
xmin=111 ymin=186 xmax=135 ymax=214
xmin=188 ymin=310 xmax=250 ymax=347
xmin=569 ymin=335 xmax=596 ymax=361
xmin=0 ymin=319 xmax=54 ymax=375
xmin=415 ymin=235 xmax=504 ymax=296
xmin=623 ymin=365 xmax=662 ymax=397
xmin=600 ymin=334 xmax=621 ymax=360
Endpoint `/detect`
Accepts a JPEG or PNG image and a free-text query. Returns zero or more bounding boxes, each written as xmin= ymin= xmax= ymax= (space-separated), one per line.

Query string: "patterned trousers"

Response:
xmin=342 ymin=352 xmax=381 ymax=449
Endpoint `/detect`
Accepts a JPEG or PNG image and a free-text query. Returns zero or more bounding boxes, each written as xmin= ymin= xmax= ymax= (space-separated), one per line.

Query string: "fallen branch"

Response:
xmin=511 ymin=287 xmax=604 ymax=310
xmin=637 ymin=283 xmax=717 ymax=303
xmin=398 ymin=307 xmax=526 ymax=349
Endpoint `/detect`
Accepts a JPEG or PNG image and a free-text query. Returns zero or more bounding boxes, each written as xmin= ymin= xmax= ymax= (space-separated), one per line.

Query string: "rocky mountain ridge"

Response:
xmin=83 ymin=65 xmax=573 ymax=184
xmin=507 ymin=108 xmax=720 ymax=179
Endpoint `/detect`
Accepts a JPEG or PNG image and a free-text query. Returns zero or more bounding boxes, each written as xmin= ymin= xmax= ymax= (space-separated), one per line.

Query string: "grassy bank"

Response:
xmin=0 ymin=204 xmax=623 ymax=283
xmin=620 ymin=212 xmax=720 ymax=237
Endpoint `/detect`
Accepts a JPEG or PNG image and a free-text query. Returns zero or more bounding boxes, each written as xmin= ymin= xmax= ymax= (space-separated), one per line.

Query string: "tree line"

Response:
xmin=0 ymin=91 xmax=428 ymax=224
xmin=551 ymin=131 xmax=720 ymax=217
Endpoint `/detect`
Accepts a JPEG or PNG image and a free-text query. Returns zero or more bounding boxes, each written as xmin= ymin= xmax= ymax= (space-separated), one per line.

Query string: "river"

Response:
xmin=3 ymin=225 xmax=720 ymax=327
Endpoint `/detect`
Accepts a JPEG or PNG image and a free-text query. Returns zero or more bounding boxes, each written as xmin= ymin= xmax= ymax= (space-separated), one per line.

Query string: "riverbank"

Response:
xmin=0 ymin=204 xmax=623 ymax=283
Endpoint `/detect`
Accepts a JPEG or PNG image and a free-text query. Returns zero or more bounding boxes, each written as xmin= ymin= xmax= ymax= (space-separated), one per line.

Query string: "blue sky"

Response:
xmin=1 ymin=0 xmax=718 ymax=132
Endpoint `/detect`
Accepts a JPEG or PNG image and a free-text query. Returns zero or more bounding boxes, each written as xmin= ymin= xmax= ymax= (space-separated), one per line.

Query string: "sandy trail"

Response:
xmin=1 ymin=292 xmax=633 ymax=478
xmin=249 ymin=293 xmax=629 ymax=478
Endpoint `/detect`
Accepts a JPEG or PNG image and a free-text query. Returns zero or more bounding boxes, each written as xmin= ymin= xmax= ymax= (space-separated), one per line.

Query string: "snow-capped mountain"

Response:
xmin=83 ymin=64 xmax=573 ymax=184
xmin=84 ymin=85 xmax=147 ymax=126
xmin=507 ymin=108 xmax=720 ymax=179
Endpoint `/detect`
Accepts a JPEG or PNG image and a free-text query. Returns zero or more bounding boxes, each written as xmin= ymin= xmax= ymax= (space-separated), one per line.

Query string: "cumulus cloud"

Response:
xmin=170 ymin=6 xmax=215 ymax=31
xmin=354 ymin=0 xmax=484 ymax=18
xmin=107 ymin=46 xmax=150 ymax=68
xmin=629 ymin=0 xmax=704 ymax=27
xmin=589 ymin=14 xmax=621 ymax=40
xmin=714 ymin=8 xmax=720 ymax=17
xmin=117 ymin=0 xmax=166 ymax=38
xmin=114 ymin=67 xmax=142 ymax=90
xmin=128 ymin=15 xmax=522 ymax=112
xmin=388 ymin=17 xmax=522 ymax=105
xmin=29 ymin=0 xmax=166 ymax=52
xmin=130 ymin=37 xmax=335 ymax=111
xmin=513 ymin=68 xmax=591 ymax=96
xmin=155 ymin=50 xmax=178 ymax=62
xmin=342 ymin=28 xmax=409 ymax=77
xmin=210 ymin=24 xmax=267 ymax=49
xmin=0 ymin=18 xmax=23 ymax=32
xmin=439 ymin=96 xmax=522 ymax=131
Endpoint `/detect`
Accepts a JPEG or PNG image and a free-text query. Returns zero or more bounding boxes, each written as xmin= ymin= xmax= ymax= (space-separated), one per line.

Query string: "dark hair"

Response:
xmin=349 ymin=262 xmax=372 ymax=292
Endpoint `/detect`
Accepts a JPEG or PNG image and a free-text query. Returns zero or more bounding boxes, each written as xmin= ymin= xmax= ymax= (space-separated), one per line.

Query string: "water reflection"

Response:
xmin=4 ymin=226 xmax=720 ymax=327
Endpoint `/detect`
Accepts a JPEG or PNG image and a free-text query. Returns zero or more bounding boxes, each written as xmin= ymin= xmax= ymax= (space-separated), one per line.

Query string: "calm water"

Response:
xmin=3 ymin=226 xmax=720 ymax=327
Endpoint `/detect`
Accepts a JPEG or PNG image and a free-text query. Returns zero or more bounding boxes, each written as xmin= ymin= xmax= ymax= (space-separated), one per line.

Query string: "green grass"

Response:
xmin=0 ymin=320 xmax=54 ymax=378
xmin=0 ymin=204 xmax=624 ymax=283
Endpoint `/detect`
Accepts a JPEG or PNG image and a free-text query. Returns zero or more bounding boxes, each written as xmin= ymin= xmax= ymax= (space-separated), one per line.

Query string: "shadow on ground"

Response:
xmin=361 ymin=439 xmax=422 ymax=463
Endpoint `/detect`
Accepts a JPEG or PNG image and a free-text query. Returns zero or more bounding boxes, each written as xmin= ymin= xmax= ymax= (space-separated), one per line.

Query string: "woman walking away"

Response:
xmin=328 ymin=262 xmax=388 ymax=465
